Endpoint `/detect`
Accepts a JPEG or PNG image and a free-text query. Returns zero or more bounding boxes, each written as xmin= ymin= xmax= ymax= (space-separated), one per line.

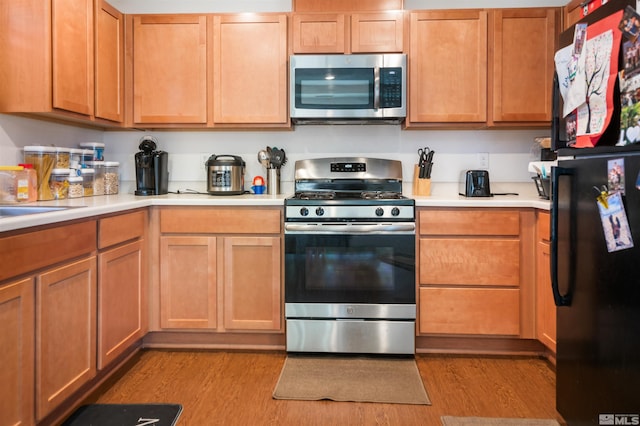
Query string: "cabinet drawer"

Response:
xmin=419 ymin=209 xmax=519 ymax=236
xmin=0 ymin=220 xmax=96 ymax=283
xmin=420 ymin=238 xmax=519 ymax=286
xmin=160 ymin=207 xmax=281 ymax=234
xmin=98 ymin=210 xmax=146 ymax=249
xmin=537 ymin=211 xmax=550 ymax=242
xmin=419 ymin=287 xmax=520 ymax=335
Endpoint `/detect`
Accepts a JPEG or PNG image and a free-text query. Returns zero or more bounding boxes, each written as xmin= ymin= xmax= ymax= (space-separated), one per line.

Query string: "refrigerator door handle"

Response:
xmin=551 ymin=166 xmax=574 ymax=307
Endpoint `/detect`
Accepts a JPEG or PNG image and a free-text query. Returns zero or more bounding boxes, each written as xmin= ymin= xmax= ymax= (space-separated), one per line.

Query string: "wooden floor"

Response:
xmin=88 ymin=350 xmax=564 ymax=426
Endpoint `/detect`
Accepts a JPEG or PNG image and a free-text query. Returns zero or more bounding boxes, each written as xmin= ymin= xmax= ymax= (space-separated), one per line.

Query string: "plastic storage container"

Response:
xmin=80 ymin=149 xmax=94 ymax=167
xmin=16 ymin=164 xmax=38 ymax=203
xmin=85 ymin=161 xmax=105 ymax=195
xmin=81 ymin=168 xmax=95 ymax=196
xmin=23 ymin=145 xmax=56 ymax=200
xmin=49 ymin=168 xmax=71 ymax=200
xmin=103 ymin=161 xmax=119 ymax=195
xmin=67 ymin=175 xmax=84 ymax=198
xmin=79 ymin=142 xmax=105 ymax=161
xmin=54 ymin=147 xmax=70 ymax=168
xmin=69 ymin=148 xmax=84 ymax=171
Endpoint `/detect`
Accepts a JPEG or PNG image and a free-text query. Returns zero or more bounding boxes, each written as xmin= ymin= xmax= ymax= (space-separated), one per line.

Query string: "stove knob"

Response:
xmin=315 ymin=207 xmax=325 ymax=216
xmin=299 ymin=207 xmax=309 ymax=217
xmin=391 ymin=207 xmax=400 ymax=216
xmin=375 ymin=207 xmax=384 ymax=217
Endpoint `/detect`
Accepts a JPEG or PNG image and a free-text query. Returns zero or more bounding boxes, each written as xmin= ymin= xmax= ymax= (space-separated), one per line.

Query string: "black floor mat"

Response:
xmin=62 ymin=403 xmax=182 ymax=426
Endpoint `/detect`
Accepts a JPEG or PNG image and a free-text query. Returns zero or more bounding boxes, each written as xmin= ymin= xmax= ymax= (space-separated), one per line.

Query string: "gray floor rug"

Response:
xmin=441 ymin=416 xmax=561 ymax=426
xmin=273 ymin=355 xmax=431 ymax=405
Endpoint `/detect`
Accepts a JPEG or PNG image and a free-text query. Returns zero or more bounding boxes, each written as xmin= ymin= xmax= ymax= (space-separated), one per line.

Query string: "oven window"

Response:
xmin=285 ymin=233 xmax=415 ymax=304
xmin=294 ymin=68 xmax=374 ymax=109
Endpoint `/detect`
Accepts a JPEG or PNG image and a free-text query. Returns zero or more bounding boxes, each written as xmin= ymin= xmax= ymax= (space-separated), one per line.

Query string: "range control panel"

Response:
xmin=330 ymin=162 xmax=366 ymax=173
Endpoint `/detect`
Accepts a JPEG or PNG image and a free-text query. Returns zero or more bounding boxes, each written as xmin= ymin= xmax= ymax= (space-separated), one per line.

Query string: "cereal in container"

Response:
xmin=67 ymin=176 xmax=84 ymax=198
xmin=85 ymin=161 xmax=105 ymax=195
xmin=49 ymin=168 xmax=70 ymax=199
xmin=54 ymin=147 xmax=70 ymax=168
xmin=81 ymin=168 xmax=95 ymax=196
xmin=23 ymin=145 xmax=56 ymax=200
xmin=103 ymin=161 xmax=119 ymax=195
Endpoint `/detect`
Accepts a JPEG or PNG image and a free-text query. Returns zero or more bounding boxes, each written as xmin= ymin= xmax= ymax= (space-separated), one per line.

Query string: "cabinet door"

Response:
xmin=98 ymin=240 xmax=145 ymax=369
xmin=489 ymin=9 xmax=556 ymax=125
xmin=52 ymin=0 xmax=94 ymax=115
xmin=0 ymin=278 xmax=35 ymax=426
xmin=133 ymin=15 xmax=208 ymax=124
xmin=536 ymin=240 xmax=556 ymax=351
xmin=222 ymin=237 xmax=281 ymax=331
xmin=159 ymin=236 xmax=217 ymax=329
xmin=408 ymin=11 xmax=487 ymax=124
xmin=292 ymin=13 xmax=346 ymax=53
xmin=419 ymin=287 xmax=520 ymax=335
xmin=36 ymin=257 xmax=96 ymax=421
xmin=351 ymin=12 xmax=403 ymax=53
xmin=95 ymin=0 xmax=124 ymax=123
xmin=212 ymin=14 xmax=288 ymax=124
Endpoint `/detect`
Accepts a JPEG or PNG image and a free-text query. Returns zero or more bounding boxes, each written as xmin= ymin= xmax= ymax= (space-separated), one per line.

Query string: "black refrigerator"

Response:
xmin=552 ymin=149 xmax=640 ymax=426
xmin=552 ymin=1 xmax=640 ymax=424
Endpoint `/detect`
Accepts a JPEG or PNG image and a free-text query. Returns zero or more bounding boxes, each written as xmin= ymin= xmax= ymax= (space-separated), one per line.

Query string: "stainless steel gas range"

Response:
xmin=284 ymin=157 xmax=416 ymax=355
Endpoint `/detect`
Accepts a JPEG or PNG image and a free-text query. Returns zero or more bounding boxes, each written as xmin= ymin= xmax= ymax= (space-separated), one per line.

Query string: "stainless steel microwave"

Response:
xmin=290 ymin=54 xmax=407 ymax=123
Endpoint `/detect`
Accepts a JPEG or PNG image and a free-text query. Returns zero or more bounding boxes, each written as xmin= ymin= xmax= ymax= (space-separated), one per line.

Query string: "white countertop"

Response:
xmin=0 ymin=181 xmax=549 ymax=233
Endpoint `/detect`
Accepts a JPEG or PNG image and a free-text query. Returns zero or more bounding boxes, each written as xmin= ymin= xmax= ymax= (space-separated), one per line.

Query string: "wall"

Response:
xmin=0 ymin=0 xmax=556 ymax=190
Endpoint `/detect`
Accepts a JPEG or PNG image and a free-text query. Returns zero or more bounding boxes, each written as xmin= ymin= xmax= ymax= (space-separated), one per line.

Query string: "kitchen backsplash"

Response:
xmin=0 ymin=114 xmax=545 ymax=187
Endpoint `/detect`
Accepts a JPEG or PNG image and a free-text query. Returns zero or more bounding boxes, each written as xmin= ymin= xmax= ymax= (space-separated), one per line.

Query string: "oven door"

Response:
xmin=284 ymin=222 xmax=415 ymax=311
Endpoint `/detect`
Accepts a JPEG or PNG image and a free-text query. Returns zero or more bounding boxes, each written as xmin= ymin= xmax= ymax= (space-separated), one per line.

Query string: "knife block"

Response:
xmin=413 ymin=164 xmax=431 ymax=196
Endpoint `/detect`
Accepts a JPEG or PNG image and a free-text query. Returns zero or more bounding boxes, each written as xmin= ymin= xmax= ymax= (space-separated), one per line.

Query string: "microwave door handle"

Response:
xmin=373 ymin=67 xmax=380 ymax=110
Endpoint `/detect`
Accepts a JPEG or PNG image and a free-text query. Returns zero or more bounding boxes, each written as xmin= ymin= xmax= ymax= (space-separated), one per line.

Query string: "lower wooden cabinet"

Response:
xmin=156 ymin=207 xmax=283 ymax=334
xmin=0 ymin=278 xmax=35 ymax=426
xmin=36 ymin=257 xmax=97 ymax=421
xmin=159 ymin=235 xmax=281 ymax=332
xmin=536 ymin=211 xmax=556 ymax=352
xmin=160 ymin=236 xmax=218 ymax=329
xmin=98 ymin=239 xmax=146 ymax=369
xmin=417 ymin=208 xmax=535 ymax=339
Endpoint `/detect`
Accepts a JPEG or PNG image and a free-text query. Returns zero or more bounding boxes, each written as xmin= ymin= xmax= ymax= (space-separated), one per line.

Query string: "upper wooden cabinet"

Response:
xmin=212 ymin=14 xmax=289 ymax=125
xmin=0 ymin=0 xmax=128 ymax=127
xmin=407 ymin=8 xmax=558 ymax=128
xmin=292 ymin=11 xmax=404 ymax=53
xmin=408 ymin=10 xmax=488 ymax=125
xmin=0 ymin=0 xmax=94 ymax=120
xmin=129 ymin=13 xmax=289 ymax=128
xmin=131 ymin=15 xmax=209 ymax=125
xmin=489 ymin=9 xmax=557 ymax=126
xmin=95 ymin=0 xmax=125 ymax=123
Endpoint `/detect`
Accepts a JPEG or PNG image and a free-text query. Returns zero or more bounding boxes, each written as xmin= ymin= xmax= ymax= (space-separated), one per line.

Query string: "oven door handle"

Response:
xmin=284 ymin=223 xmax=415 ymax=234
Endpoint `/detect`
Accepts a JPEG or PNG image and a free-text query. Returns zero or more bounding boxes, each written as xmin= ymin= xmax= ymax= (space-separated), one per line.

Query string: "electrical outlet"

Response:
xmin=477 ymin=152 xmax=489 ymax=169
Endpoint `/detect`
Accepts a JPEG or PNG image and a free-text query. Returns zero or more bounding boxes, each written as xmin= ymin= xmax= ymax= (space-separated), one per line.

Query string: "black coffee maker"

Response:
xmin=134 ymin=136 xmax=169 ymax=196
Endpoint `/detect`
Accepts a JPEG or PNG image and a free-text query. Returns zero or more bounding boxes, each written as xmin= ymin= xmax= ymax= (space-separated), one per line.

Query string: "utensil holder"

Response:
xmin=532 ymin=176 xmax=550 ymax=200
xmin=267 ymin=168 xmax=280 ymax=195
xmin=413 ymin=164 xmax=431 ymax=196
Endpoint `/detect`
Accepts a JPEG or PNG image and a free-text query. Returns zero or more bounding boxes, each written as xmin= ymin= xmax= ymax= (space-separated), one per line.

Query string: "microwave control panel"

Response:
xmin=380 ymin=68 xmax=403 ymax=108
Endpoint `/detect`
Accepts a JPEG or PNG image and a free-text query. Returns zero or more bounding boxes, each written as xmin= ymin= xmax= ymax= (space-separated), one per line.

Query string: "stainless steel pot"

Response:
xmin=206 ymin=155 xmax=245 ymax=195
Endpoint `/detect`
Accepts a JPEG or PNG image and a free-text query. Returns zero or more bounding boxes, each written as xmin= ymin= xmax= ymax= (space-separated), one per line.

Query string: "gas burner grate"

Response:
xmin=360 ymin=191 xmax=404 ymax=200
xmin=295 ymin=191 xmax=336 ymax=200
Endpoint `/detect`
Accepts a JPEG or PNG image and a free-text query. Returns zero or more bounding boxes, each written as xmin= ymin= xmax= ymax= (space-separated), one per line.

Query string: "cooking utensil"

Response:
xmin=271 ymin=147 xmax=286 ymax=168
xmin=258 ymin=150 xmax=270 ymax=168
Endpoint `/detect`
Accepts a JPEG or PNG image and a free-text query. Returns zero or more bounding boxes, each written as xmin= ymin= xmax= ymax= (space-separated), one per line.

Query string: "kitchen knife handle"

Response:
xmin=551 ymin=165 xmax=574 ymax=307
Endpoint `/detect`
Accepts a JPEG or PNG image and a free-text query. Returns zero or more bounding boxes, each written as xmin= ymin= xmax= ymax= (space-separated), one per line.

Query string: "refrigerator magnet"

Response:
xmin=608 ymin=158 xmax=625 ymax=194
xmin=619 ymin=5 xmax=640 ymax=42
xmin=598 ymin=191 xmax=634 ymax=252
